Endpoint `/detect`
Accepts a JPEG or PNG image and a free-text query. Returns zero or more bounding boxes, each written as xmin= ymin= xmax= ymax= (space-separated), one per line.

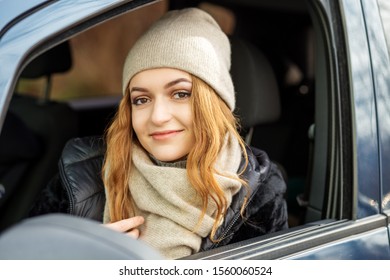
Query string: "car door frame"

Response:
xmin=360 ymin=0 xmax=390 ymax=242
xmin=186 ymin=0 xmax=390 ymax=259
xmin=0 ymin=0 xmax=389 ymax=259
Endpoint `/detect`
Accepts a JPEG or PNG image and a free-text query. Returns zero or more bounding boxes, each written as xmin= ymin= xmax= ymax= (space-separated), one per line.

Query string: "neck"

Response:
xmin=148 ymin=154 xmax=187 ymax=169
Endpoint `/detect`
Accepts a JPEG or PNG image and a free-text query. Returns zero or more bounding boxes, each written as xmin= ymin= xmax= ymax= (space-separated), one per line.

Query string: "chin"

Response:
xmin=154 ymin=155 xmax=183 ymax=162
xmin=151 ymin=150 xmax=188 ymax=163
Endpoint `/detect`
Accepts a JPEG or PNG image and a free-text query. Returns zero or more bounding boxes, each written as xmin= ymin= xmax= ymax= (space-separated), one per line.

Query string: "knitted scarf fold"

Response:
xmin=104 ymin=135 xmax=242 ymax=259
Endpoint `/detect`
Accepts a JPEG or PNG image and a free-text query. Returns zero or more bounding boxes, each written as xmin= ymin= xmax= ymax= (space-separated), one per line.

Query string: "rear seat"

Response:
xmin=230 ymin=36 xmax=288 ymax=182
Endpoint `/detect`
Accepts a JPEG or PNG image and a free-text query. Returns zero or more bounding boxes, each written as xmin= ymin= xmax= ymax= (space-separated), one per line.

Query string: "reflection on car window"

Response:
xmin=378 ymin=0 xmax=390 ymax=56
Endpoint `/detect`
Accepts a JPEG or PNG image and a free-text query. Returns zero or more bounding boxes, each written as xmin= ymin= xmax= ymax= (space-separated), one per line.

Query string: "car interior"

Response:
xmin=0 ymin=0 xmax=338 ymax=250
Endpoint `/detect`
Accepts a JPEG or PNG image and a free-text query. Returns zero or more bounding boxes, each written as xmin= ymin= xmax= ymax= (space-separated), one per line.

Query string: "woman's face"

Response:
xmin=129 ymin=68 xmax=195 ymax=162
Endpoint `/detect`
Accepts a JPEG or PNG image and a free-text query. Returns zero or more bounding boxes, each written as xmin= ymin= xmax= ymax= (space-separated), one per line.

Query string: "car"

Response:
xmin=0 ymin=0 xmax=390 ymax=260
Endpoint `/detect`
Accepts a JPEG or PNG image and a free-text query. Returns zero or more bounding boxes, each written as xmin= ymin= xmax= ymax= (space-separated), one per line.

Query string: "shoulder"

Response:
xmin=200 ymin=146 xmax=288 ymax=250
xmin=230 ymin=146 xmax=288 ymax=239
xmin=229 ymin=146 xmax=288 ymax=240
xmin=241 ymin=146 xmax=286 ymax=199
xmin=61 ymin=136 xmax=106 ymax=165
xmin=240 ymin=146 xmax=287 ymax=219
xmin=59 ymin=136 xmax=106 ymax=221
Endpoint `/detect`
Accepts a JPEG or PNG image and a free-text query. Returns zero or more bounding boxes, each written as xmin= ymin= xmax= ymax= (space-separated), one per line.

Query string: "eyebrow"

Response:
xmin=129 ymin=78 xmax=192 ymax=94
xmin=164 ymin=78 xmax=192 ymax=89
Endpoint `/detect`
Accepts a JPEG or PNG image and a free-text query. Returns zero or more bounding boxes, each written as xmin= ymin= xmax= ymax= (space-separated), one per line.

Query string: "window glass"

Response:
xmin=374 ymin=0 xmax=390 ymax=213
xmin=378 ymin=0 xmax=390 ymax=56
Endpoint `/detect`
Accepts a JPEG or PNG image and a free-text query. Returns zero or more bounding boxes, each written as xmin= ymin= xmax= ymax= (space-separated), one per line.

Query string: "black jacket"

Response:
xmin=30 ymin=136 xmax=288 ymax=252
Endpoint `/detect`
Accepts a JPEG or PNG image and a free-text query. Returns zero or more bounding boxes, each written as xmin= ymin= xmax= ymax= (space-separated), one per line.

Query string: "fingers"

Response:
xmin=126 ymin=228 xmax=140 ymax=239
xmin=104 ymin=216 xmax=144 ymax=237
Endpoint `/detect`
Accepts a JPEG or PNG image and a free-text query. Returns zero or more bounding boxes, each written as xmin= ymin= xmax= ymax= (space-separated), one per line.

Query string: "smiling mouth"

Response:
xmin=150 ymin=130 xmax=183 ymax=140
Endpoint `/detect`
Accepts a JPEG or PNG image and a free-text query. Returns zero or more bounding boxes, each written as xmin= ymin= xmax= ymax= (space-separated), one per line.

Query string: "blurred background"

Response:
xmin=17 ymin=1 xmax=236 ymax=101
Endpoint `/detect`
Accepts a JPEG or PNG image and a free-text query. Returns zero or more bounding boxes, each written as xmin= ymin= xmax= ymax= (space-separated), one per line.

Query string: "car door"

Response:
xmin=185 ymin=0 xmax=390 ymax=260
xmin=370 ymin=0 xmax=390 ymax=244
xmin=273 ymin=0 xmax=390 ymax=259
xmin=0 ymin=0 xmax=389 ymax=260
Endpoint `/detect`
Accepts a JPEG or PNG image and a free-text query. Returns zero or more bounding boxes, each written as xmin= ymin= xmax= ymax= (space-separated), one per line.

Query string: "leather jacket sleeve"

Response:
xmin=29 ymin=136 xmax=106 ymax=221
xmin=59 ymin=137 xmax=106 ymax=221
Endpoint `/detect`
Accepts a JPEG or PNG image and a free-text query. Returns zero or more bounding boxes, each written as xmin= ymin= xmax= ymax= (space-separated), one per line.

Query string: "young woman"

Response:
xmin=102 ymin=8 xmax=288 ymax=259
xmin=29 ymin=7 xmax=287 ymax=260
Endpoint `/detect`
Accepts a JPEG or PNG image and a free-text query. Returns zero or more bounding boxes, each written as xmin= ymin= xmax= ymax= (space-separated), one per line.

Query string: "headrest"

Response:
xmin=230 ymin=36 xmax=281 ymax=128
xmin=21 ymin=41 xmax=72 ymax=79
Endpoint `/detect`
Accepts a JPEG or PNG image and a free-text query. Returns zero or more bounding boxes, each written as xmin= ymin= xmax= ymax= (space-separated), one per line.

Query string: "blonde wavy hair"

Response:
xmin=102 ymin=74 xmax=248 ymax=241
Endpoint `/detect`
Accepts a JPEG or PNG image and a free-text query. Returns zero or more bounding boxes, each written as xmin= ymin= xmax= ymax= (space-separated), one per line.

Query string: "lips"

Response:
xmin=150 ymin=130 xmax=183 ymax=140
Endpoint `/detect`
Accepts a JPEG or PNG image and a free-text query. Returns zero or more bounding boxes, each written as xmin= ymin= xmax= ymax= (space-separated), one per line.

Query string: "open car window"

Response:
xmin=1 ymin=0 xmax=389 ymax=260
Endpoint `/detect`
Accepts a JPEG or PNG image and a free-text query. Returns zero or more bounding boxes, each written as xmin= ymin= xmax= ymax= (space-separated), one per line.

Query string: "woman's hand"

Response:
xmin=104 ymin=216 xmax=144 ymax=239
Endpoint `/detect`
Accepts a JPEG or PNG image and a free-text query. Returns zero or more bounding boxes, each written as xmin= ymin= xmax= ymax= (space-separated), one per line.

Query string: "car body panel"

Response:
xmin=186 ymin=215 xmax=389 ymax=259
xmin=360 ymin=0 xmax=390 ymax=214
xmin=290 ymin=226 xmax=390 ymax=259
xmin=0 ymin=0 xmax=390 ymax=259
xmin=0 ymin=0 xmax=49 ymax=35
xmin=361 ymin=0 xmax=390 ymax=248
xmin=341 ymin=0 xmax=381 ymax=218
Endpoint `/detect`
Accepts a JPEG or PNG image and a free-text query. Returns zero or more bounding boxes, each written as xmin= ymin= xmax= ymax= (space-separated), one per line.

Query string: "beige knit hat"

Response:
xmin=122 ymin=8 xmax=235 ymax=111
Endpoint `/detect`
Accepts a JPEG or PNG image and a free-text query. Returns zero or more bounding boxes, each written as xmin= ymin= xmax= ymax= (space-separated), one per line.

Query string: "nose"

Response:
xmin=150 ymin=98 xmax=172 ymax=125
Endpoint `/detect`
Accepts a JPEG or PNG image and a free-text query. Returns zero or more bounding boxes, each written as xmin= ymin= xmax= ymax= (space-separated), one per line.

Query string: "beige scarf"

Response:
xmin=104 ymin=135 xmax=242 ymax=259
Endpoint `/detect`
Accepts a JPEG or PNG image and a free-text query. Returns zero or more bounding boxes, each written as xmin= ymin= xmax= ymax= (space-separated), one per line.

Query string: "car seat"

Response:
xmin=0 ymin=41 xmax=79 ymax=230
xmin=230 ymin=36 xmax=281 ymax=143
xmin=0 ymin=112 xmax=42 ymax=209
xmin=230 ymin=37 xmax=289 ymax=179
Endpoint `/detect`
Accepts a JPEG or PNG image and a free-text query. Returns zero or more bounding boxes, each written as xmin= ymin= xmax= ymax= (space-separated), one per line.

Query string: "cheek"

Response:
xmin=182 ymin=108 xmax=196 ymax=143
xmin=131 ymin=110 xmax=144 ymax=137
xmin=180 ymin=104 xmax=194 ymax=128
